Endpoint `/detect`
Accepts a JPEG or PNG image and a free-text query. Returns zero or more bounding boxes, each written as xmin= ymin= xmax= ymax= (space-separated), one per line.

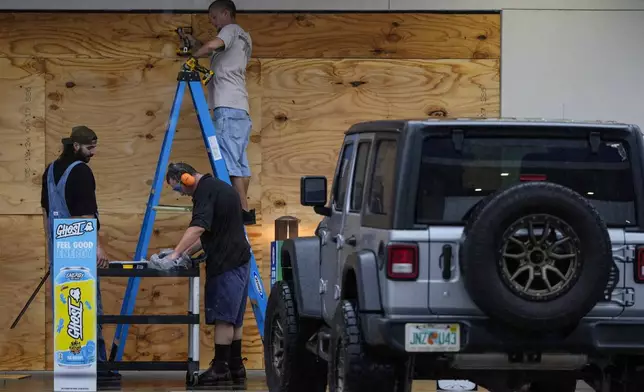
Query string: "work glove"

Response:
xmin=148 ymin=249 xmax=191 ymax=271
xmin=158 ymin=248 xmax=174 ymax=258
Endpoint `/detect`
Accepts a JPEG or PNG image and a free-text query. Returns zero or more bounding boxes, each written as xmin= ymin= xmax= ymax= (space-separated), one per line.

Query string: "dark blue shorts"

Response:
xmin=205 ymin=261 xmax=250 ymax=327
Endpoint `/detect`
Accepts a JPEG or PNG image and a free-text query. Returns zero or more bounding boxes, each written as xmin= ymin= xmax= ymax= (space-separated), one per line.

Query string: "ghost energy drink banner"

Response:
xmin=53 ymin=218 xmax=98 ymax=392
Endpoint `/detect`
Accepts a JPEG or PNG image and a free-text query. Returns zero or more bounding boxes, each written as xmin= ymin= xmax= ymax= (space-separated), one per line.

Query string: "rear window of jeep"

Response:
xmin=415 ymin=136 xmax=636 ymax=227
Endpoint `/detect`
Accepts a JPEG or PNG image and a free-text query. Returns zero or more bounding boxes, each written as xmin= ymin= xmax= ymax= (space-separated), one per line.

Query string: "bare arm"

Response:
xmin=185 ymin=238 xmax=203 ymax=257
xmin=192 ymin=37 xmax=225 ymax=58
xmin=180 ymin=32 xmax=223 ymax=59
xmin=169 ymin=226 xmax=205 ymax=260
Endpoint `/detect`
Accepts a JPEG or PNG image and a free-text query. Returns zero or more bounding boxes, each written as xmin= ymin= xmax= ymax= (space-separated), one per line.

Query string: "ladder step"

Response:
xmin=153 ymin=204 xmax=193 ymax=212
xmin=98 ymin=360 xmax=195 ymax=371
xmin=99 ymin=315 xmax=199 ymax=324
xmin=98 ymin=268 xmax=199 ymax=277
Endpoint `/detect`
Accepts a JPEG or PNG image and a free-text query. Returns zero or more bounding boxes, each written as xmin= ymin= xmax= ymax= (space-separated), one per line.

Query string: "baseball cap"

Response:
xmin=61 ymin=125 xmax=98 ymax=145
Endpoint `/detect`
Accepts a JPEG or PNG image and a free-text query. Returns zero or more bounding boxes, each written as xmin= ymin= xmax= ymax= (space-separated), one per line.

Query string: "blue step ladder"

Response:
xmin=105 ymin=58 xmax=268 ymax=378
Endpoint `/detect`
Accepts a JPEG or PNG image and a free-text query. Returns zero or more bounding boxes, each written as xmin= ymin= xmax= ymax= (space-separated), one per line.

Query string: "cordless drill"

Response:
xmin=176 ymin=27 xmax=193 ymax=57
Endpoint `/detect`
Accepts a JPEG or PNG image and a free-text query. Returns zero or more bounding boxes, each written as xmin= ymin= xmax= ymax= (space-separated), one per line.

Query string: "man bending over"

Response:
xmin=155 ymin=162 xmax=251 ymax=387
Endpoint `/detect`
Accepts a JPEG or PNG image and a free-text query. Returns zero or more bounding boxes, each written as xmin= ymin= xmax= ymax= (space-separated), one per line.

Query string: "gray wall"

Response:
xmin=501 ymin=9 xmax=644 ymax=129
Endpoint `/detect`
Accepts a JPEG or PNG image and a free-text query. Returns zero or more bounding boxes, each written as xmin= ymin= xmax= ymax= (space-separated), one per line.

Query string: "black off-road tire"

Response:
xmin=328 ymin=299 xmax=410 ymax=392
xmin=264 ymin=281 xmax=327 ymax=392
xmin=460 ymin=181 xmax=613 ymax=332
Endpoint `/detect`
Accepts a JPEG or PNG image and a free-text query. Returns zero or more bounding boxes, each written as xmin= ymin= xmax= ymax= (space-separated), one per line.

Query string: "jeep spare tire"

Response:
xmin=460 ymin=181 xmax=613 ymax=332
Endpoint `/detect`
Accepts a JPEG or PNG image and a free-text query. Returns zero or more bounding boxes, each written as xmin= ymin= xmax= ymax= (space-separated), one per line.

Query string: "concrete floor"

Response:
xmin=0 ymin=371 xmax=595 ymax=392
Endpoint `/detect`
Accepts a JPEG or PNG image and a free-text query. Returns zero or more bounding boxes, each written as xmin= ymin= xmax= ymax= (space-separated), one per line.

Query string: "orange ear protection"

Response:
xmin=180 ymin=172 xmax=195 ymax=186
xmin=168 ymin=162 xmax=196 ymax=189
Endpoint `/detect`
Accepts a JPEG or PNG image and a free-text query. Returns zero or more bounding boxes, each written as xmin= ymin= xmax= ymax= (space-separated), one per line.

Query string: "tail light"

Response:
xmin=386 ymin=243 xmax=419 ymax=280
xmin=635 ymin=247 xmax=644 ymax=283
xmin=520 ymin=174 xmax=547 ymax=182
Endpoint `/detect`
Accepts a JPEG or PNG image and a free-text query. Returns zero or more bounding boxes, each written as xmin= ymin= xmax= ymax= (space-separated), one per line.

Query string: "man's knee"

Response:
xmin=218 ymin=134 xmax=249 ymax=178
xmin=213 ymin=108 xmax=252 ymax=177
xmin=205 ymin=271 xmax=248 ymax=325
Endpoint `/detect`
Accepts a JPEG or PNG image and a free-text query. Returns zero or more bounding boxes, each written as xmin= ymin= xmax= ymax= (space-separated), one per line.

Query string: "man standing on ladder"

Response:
xmin=40 ymin=126 xmax=121 ymax=386
xmin=153 ymin=162 xmax=251 ymax=387
xmin=182 ymin=0 xmax=255 ymax=225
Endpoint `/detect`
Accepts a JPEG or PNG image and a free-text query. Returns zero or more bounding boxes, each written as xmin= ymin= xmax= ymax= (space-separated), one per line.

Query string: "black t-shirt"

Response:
xmin=40 ymin=156 xmax=100 ymax=230
xmin=190 ymin=173 xmax=250 ymax=277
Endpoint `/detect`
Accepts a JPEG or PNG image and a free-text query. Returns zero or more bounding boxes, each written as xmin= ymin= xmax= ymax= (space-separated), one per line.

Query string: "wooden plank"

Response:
xmin=0 ymin=215 xmax=46 ymax=371
xmin=44 ymin=213 xmax=265 ymax=370
xmin=0 ymin=0 xmax=391 ymax=11
xmin=260 ymin=58 xmax=500 ymax=228
xmin=44 ymin=57 xmax=262 ymax=215
xmin=261 ymin=58 xmax=500 ymax=133
xmin=0 ymin=374 xmax=31 ymax=380
xmin=0 ymin=13 xmax=191 ymax=59
xmin=0 ymin=57 xmax=46 ymax=214
xmin=193 ymin=13 xmax=500 ymax=59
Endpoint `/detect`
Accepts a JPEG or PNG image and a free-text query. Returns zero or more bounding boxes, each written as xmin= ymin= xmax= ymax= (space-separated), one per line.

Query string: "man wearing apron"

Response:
xmin=40 ymin=126 xmax=119 ymax=386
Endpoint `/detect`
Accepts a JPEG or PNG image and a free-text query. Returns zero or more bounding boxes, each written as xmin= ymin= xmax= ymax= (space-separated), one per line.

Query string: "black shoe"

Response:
xmin=196 ymin=360 xmax=233 ymax=387
xmin=97 ymin=370 xmax=121 ymax=390
xmin=230 ymin=357 xmax=247 ymax=385
xmin=242 ymin=209 xmax=256 ymax=225
xmin=97 ymin=370 xmax=121 ymax=381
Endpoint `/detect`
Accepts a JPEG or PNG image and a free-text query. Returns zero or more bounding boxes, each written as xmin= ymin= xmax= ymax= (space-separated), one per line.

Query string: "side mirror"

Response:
xmin=300 ymin=176 xmax=327 ymax=207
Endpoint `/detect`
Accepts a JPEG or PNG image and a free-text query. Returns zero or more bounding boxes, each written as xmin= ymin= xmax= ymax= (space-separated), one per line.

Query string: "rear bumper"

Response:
xmin=361 ymin=313 xmax=644 ymax=355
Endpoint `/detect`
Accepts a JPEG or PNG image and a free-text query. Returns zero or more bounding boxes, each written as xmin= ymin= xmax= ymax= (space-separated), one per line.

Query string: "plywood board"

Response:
xmin=1 ymin=0 xmax=642 ymax=10
xmin=0 ymin=57 xmax=46 ymax=214
xmin=45 ymin=57 xmax=262 ymax=215
xmin=0 ymin=215 xmax=46 ymax=371
xmin=0 ymin=10 xmax=502 ymax=373
xmin=260 ymin=57 xmax=500 ymax=228
xmin=44 ymin=213 xmax=265 ymax=370
xmin=193 ymin=13 xmax=500 ymax=59
xmin=0 ymin=13 xmax=190 ymax=59
xmin=0 ymin=0 xmax=390 ymax=11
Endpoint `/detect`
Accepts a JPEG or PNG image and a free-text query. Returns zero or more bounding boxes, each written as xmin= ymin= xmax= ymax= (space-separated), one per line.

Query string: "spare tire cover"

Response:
xmin=460 ymin=181 xmax=613 ymax=332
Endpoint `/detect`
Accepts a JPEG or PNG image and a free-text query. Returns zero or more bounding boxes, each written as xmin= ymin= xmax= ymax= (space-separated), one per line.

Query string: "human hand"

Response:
xmin=177 ymin=28 xmax=200 ymax=50
xmin=97 ymin=246 xmax=109 ymax=269
xmin=148 ymin=250 xmax=190 ymax=270
xmin=181 ymin=32 xmax=200 ymax=48
xmin=158 ymin=248 xmax=174 ymax=259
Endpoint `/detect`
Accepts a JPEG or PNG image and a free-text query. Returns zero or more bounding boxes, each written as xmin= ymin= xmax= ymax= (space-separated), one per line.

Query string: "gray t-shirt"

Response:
xmin=207 ymin=23 xmax=252 ymax=113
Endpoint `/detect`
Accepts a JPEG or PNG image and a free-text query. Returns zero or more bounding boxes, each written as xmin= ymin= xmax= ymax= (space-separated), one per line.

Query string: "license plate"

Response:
xmin=405 ymin=323 xmax=460 ymax=352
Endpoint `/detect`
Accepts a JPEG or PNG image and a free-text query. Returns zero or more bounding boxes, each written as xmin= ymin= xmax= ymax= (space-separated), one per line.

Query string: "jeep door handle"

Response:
xmin=333 ymin=234 xmax=344 ymax=249
xmin=332 ymin=235 xmax=356 ymax=247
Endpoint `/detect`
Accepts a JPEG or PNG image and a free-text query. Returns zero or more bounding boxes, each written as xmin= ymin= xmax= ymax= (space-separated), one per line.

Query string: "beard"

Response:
xmin=75 ymin=150 xmax=91 ymax=163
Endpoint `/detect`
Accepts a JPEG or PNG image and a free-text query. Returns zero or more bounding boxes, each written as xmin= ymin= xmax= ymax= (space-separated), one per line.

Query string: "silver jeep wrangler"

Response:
xmin=263 ymin=118 xmax=644 ymax=392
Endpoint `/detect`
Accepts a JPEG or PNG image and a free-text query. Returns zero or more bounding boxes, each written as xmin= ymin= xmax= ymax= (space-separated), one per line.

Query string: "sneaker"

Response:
xmin=196 ymin=360 xmax=233 ymax=387
xmin=230 ymin=357 xmax=247 ymax=385
xmin=242 ymin=209 xmax=256 ymax=225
